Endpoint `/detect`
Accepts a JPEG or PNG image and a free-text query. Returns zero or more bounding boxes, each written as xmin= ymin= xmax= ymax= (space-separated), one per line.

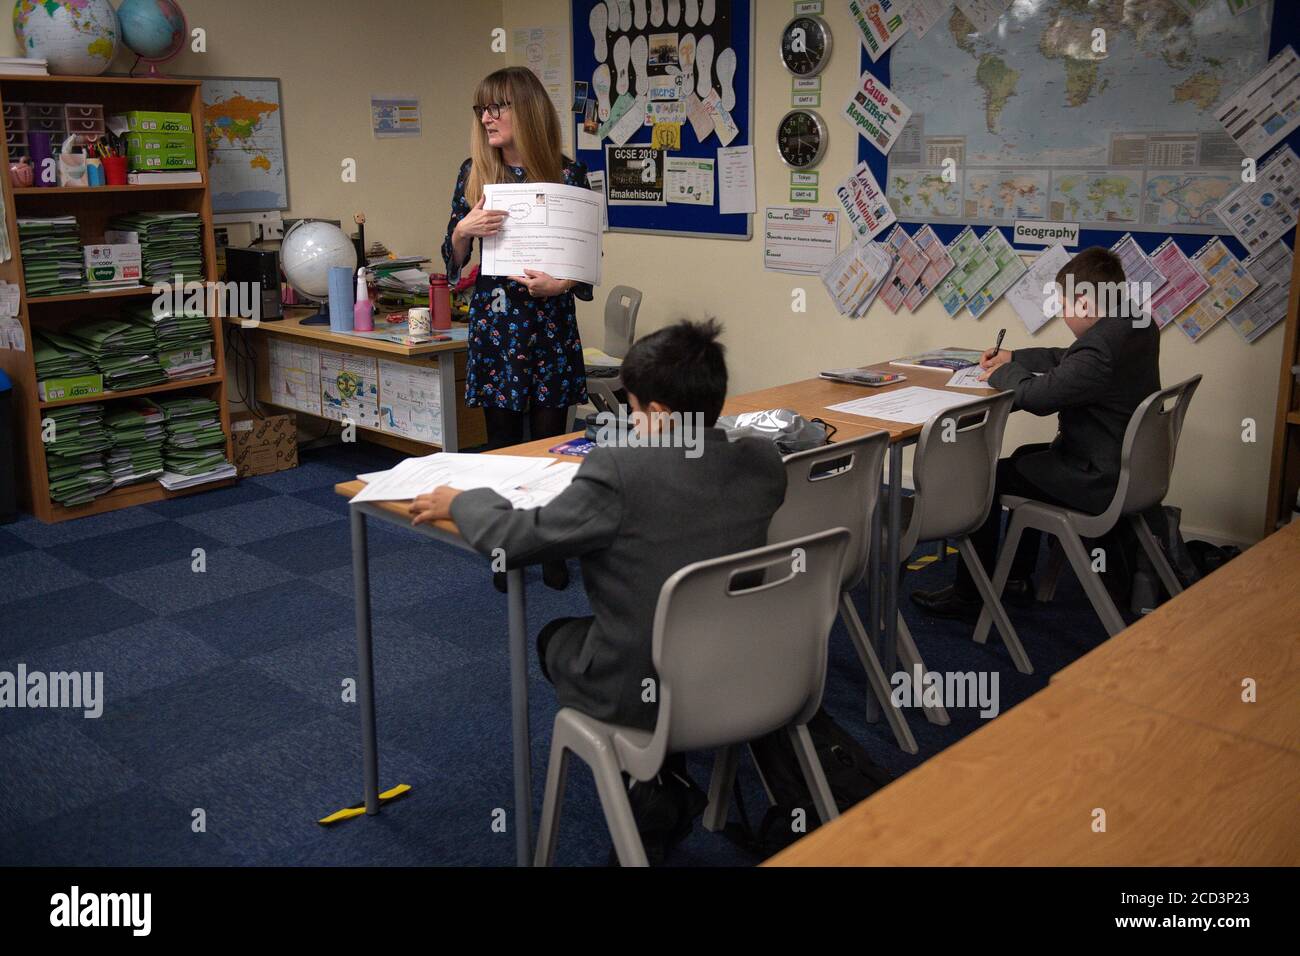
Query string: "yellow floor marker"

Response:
xmin=317 ymin=784 xmax=412 ymax=826
xmin=907 ymin=546 xmax=959 ymax=572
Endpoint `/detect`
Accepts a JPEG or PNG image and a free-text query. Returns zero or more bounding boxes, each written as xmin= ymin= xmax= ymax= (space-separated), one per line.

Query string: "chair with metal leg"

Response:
xmin=902 ymin=391 xmax=1033 ymax=674
xmin=763 ymin=431 xmax=934 ymax=752
xmin=583 ymin=285 xmax=642 ymax=414
xmin=534 ymin=528 xmax=850 ymax=867
xmin=973 ymin=375 xmax=1201 ymax=643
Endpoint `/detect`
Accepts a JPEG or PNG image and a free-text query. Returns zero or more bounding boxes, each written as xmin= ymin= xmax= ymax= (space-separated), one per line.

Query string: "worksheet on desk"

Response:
xmin=826 ymin=386 xmax=985 ymax=424
xmin=481 ymin=182 xmax=602 ymax=286
xmin=352 ymin=454 xmax=558 ymax=504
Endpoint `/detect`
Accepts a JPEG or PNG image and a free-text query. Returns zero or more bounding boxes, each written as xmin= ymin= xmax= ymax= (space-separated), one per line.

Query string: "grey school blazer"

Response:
xmin=450 ymin=428 xmax=787 ymax=730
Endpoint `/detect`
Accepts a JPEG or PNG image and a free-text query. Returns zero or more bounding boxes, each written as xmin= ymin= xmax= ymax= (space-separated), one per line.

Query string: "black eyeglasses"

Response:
xmin=472 ymin=101 xmax=512 ymax=120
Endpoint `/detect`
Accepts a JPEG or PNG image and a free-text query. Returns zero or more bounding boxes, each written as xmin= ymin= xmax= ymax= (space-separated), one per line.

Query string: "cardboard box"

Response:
xmin=83 ymin=243 xmax=142 ymax=285
xmin=230 ymin=412 xmax=298 ymax=477
xmin=38 ymin=374 xmax=104 ymax=403
xmin=114 ymin=110 xmax=193 ymax=133
xmin=125 ymin=131 xmax=196 ymax=170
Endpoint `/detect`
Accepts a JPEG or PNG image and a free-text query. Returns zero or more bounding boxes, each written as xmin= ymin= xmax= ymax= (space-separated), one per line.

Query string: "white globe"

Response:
xmin=14 ymin=0 xmax=120 ymax=76
xmin=280 ymin=220 xmax=357 ymax=299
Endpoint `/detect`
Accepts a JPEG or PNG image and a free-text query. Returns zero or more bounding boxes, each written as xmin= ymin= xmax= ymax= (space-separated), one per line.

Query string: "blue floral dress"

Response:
xmin=442 ymin=157 xmax=592 ymax=411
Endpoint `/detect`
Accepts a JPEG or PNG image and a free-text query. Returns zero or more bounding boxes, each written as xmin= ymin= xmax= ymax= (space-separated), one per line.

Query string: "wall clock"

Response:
xmin=779 ymin=15 xmax=832 ymax=77
xmin=777 ymin=108 xmax=828 ymax=169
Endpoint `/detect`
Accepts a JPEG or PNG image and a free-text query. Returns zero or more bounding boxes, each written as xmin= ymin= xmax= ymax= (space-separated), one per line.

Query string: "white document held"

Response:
xmin=947 ymin=365 xmax=994 ymax=390
xmin=825 ymin=385 xmax=983 ymax=425
xmin=481 ymin=182 xmax=603 ymax=286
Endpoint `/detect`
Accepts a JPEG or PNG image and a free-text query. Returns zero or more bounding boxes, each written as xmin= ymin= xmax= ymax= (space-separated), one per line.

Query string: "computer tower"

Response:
xmin=225 ymin=246 xmax=284 ymax=322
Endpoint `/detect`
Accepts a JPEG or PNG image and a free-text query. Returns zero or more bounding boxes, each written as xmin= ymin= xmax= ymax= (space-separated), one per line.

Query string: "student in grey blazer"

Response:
xmin=408 ymin=319 xmax=787 ymax=732
xmin=914 ymin=246 xmax=1161 ymax=621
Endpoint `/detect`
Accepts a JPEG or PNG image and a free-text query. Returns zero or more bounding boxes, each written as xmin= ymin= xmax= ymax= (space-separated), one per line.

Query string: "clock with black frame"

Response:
xmin=777 ymin=15 xmax=830 ymax=170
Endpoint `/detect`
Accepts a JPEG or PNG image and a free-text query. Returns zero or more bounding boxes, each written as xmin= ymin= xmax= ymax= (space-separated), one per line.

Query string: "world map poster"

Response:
xmin=200 ymin=77 xmax=290 ymax=214
xmin=885 ymin=0 xmax=1275 ymax=234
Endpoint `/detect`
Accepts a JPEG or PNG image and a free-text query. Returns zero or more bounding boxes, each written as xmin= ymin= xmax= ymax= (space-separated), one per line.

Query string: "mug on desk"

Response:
xmin=408 ymin=307 xmax=432 ymax=336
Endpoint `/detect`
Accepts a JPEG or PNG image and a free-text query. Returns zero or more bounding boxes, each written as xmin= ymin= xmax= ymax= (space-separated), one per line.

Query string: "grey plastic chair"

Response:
xmin=764 ymin=431 xmax=935 ymax=753
xmin=584 ymin=285 xmax=642 ymax=414
xmin=973 ymin=375 xmax=1201 ymax=643
xmin=533 ymin=528 xmax=851 ymax=867
xmin=902 ymin=391 xmax=1032 ymax=674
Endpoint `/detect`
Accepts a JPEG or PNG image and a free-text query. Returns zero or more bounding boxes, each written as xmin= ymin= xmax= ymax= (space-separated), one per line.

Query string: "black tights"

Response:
xmin=483 ymin=406 xmax=571 ymax=450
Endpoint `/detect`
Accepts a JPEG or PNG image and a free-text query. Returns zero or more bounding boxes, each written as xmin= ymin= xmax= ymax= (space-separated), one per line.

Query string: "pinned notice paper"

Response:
xmin=718 ymin=145 xmax=756 ymax=215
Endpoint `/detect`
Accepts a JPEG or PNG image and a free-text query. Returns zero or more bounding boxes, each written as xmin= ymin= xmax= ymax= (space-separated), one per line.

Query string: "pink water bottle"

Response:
xmin=430 ymin=273 xmax=452 ymax=330
xmin=353 ymin=268 xmax=374 ymax=332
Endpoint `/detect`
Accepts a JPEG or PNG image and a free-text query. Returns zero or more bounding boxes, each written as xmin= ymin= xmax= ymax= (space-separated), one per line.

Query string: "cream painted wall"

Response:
xmin=504 ymin=0 xmax=1284 ymax=543
xmin=1 ymin=0 xmax=502 ymax=255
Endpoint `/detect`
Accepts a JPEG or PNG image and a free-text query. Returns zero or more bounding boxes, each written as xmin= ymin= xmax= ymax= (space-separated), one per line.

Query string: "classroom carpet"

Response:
xmin=0 ymin=440 xmax=1128 ymax=867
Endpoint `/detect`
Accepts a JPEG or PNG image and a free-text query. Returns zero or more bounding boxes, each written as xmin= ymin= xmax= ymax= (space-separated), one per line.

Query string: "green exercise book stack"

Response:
xmin=43 ymin=403 xmax=114 ymax=506
xmin=67 ymin=318 xmax=168 ymax=391
xmin=107 ymin=212 xmax=203 ymax=286
xmin=17 ymin=216 xmax=84 ymax=297
xmin=33 ymin=330 xmax=101 ymax=397
xmin=123 ymin=303 xmax=215 ymax=381
xmin=104 ymin=399 xmax=167 ymax=487
xmin=158 ymin=396 xmax=229 ymax=476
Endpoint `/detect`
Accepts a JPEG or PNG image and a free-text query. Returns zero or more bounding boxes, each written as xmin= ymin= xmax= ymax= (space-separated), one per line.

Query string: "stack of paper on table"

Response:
xmin=18 ymin=217 xmax=83 ymax=297
xmin=353 ymin=453 xmax=581 ymax=509
xmin=825 ymin=386 xmax=986 ymax=425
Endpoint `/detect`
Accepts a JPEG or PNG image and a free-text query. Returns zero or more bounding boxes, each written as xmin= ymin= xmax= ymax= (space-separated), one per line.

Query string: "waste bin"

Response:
xmin=0 ymin=369 xmax=15 ymax=523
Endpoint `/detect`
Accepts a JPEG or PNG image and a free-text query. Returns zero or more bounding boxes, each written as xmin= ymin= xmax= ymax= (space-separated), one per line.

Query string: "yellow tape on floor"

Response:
xmin=317 ymin=784 xmax=412 ymax=826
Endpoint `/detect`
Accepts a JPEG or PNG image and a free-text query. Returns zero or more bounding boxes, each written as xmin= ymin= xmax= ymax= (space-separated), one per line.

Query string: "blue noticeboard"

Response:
xmin=570 ymin=0 xmax=754 ymax=239
xmin=857 ymin=2 xmax=1300 ymax=267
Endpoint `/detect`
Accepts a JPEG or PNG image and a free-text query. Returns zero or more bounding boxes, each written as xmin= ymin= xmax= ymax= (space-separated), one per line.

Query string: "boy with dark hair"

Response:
xmin=409 ymin=319 xmax=787 ymax=858
xmin=913 ymin=245 xmax=1161 ymax=620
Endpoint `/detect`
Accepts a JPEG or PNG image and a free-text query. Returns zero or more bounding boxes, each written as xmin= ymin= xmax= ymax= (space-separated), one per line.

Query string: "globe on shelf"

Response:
xmin=118 ymin=0 xmax=187 ymax=78
xmin=12 ymin=0 xmax=119 ymax=76
xmin=281 ymin=220 xmax=358 ymax=325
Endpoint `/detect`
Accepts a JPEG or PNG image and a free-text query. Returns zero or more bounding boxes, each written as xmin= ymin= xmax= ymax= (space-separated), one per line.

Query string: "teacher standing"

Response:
xmin=442 ymin=66 xmax=592 ymax=450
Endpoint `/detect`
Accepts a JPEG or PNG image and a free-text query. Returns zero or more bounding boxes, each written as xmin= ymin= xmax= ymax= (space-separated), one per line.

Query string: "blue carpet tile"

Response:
xmin=0 ymin=440 xmax=1124 ymax=865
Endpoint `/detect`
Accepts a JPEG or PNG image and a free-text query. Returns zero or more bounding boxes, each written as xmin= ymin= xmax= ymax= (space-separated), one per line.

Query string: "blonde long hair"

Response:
xmin=465 ymin=66 xmax=564 ymax=205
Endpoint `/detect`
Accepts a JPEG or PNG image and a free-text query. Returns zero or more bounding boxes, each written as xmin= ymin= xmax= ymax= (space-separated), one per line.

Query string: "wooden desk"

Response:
xmin=225 ymin=307 xmax=486 ymax=452
xmin=767 ymin=682 xmax=1300 ymax=866
xmin=1052 ymin=521 xmax=1300 ymax=754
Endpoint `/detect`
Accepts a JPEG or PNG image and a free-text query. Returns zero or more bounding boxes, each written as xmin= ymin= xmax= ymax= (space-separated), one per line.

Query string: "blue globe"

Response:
xmin=118 ymin=0 xmax=185 ymax=61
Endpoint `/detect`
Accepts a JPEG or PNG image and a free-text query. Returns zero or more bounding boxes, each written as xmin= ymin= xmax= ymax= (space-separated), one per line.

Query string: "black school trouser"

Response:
xmin=953 ymin=443 xmax=1077 ymax=599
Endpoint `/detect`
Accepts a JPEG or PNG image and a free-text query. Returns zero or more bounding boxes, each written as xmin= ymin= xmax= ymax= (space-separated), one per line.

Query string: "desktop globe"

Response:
xmin=12 ymin=0 xmax=120 ymax=75
xmin=118 ymin=0 xmax=187 ymax=72
xmin=281 ymin=220 xmax=358 ymax=323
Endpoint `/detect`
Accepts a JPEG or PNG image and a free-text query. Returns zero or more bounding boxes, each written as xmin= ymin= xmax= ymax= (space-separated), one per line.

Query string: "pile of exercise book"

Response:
xmin=107 ymin=211 xmax=203 ymax=286
xmin=103 ymin=399 xmax=167 ymax=487
xmin=123 ymin=303 xmax=215 ymax=381
xmin=17 ymin=216 xmax=83 ymax=296
xmin=66 ymin=318 xmax=168 ymax=391
xmin=43 ymin=403 xmax=113 ymax=506
xmin=157 ymin=395 xmax=235 ymax=489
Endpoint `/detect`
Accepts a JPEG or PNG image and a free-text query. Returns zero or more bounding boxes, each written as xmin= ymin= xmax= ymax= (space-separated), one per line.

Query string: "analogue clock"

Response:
xmin=777 ymin=109 xmax=828 ymax=169
xmin=779 ymin=15 xmax=832 ymax=77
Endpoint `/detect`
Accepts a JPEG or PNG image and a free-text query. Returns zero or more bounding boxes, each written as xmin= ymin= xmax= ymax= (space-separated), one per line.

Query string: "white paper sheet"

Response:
xmin=1214 ymin=45 xmax=1300 ymax=159
xmin=764 ymin=206 xmax=841 ymax=275
xmin=498 ymin=461 xmax=582 ymax=509
xmin=1006 ymin=244 xmax=1070 ymax=334
xmin=351 ymin=454 xmax=559 ymax=504
xmin=718 ymin=145 xmax=755 ymax=214
xmin=825 ymin=385 xmax=984 ymax=425
xmin=481 ymin=182 xmax=603 ymax=286
xmin=665 ymin=157 xmax=715 ymax=205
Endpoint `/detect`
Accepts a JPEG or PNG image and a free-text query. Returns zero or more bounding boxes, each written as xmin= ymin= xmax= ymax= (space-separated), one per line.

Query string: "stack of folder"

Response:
xmin=43 ymin=403 xmax=114 ymax=506
xmin=33 ymin=330 xmax=103 ymax=401
xmin=124 ymin=304 xmax=215 ymax=381
xmin=67 ymin=318 xmax=168 ymax=392
xmin=104 ymin=399 xmax=167 ymax=486
xmin=158 ymin=396 xmax=231 ymax=479
xmin=107 ymin=212 xmax=203 ymax=286
xmin=18 ymin=217 xmax=84 ymax=297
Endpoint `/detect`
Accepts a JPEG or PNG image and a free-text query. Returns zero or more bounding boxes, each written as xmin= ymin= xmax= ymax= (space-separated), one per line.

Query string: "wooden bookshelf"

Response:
xmin=0 ymin=74 xmax=233 ymax=524
xmin=1266 ymin=223 xmax=1300 ymax=531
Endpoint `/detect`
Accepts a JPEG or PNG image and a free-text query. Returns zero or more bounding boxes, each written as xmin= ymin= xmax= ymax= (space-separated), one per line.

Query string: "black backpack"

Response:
xmin=725 ymin=708 xmax=893 ymax=858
